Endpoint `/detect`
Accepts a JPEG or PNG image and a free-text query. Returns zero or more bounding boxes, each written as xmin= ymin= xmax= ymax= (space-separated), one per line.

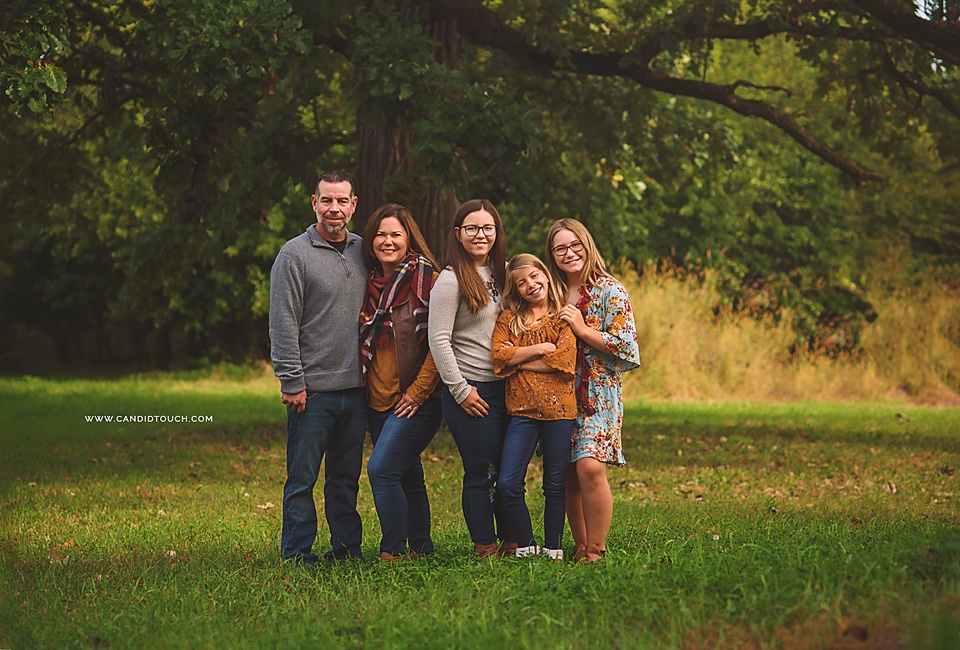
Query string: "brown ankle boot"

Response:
xmin=496 ymin=541 xmax=518 ymax=558
xmin=474 ymin=542 xmax=498 ymax=558
xmin=583 ymin=544 xmax=603 ymax=563
xmin=380 ymin=551 xmax=406 ymax=562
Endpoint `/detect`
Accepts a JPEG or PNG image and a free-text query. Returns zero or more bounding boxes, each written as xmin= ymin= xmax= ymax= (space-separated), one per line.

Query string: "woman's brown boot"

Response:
xmin=583 ymin=543 xmax=604 ymax=563
xmin=474 ymin=542 xmax=498 ymax=558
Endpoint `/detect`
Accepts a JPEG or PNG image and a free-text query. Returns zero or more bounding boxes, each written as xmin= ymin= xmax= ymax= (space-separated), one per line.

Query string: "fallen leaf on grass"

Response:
xmin=257 ymin=502 xmax=275 ymax=510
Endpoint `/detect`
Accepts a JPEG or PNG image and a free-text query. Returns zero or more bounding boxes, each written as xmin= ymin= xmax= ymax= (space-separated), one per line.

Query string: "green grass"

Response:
xmin=2 ymin=372 xmax=960 ymax=648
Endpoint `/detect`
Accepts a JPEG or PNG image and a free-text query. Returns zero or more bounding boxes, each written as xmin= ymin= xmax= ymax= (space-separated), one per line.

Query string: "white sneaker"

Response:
xmin=541 ymin=548 xmax=563 ymax=561
xmin=515 ymin=545 xmax=540 ymax=557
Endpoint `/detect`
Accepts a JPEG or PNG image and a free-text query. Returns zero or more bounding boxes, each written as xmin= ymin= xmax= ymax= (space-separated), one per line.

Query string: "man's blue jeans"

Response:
xmin=281 ymin=387 xmax=367 ymax=564
xmin=367 ymin=396 xmax=443 ymax=556
xmin=441 ymin=380 xmax=509 ymax=546
xmin=498 ymin=416 xmax=573 ymax=550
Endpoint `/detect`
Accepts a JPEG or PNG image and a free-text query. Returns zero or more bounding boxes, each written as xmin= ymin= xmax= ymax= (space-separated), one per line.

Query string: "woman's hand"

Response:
xmin=394 ymin=392 xmax=421 ymax=419
xmin=559 ymin=305 xmax=586 ymax=336
xmin=561 ymin=303 xmax=608 ymax=353
xmin=459 ymin=386 xmax=489 ymax=418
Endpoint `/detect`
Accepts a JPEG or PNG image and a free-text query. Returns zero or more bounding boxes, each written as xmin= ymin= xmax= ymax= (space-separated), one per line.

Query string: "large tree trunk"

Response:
xmin=354 ymin=122 xmax=408 ymax=236
xmin=354 ymin=13 xmax=461 ymax=262
xmin=413 ymin=185 xmax=459 ymax=263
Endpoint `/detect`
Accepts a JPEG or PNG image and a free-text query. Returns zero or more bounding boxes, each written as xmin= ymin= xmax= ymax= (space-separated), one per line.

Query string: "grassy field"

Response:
xmin=2 ymin=370 xmax=960 ymax=649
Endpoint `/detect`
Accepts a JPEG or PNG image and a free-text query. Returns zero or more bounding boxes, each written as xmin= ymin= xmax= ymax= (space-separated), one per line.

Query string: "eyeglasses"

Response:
xmin=458 ymin=224 xmax=497 ymax=238
xmin=551 ymin=240 xmax=584 ymax=257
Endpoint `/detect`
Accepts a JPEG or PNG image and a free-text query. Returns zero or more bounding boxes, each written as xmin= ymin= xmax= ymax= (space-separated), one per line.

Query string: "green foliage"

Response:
xmin=0 ymin=0 xmax=70 ymax=116
xmin=1 ymin=1 xmax=959 ymax=368
xmin=349 ymin=3 xmax=543 ymax=196
xmin=0 ymin=0 xmax=336 ymax=367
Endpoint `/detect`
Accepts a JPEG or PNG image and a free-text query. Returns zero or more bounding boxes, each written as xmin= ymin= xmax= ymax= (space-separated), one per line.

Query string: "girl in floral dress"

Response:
xmin=490 ymin=254 xmax=577 ymax=560
xmin=545 ymin=219 xmax=641 ymax=563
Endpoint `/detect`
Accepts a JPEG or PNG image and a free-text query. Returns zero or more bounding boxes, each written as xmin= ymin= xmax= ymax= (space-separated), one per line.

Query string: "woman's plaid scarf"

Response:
xmin=359 ymin=254 xmax=434 ymax=378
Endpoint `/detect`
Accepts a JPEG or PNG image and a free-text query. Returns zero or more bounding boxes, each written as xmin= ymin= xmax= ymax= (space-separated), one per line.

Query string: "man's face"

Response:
xmin=311 ymin=181 xmax=357 ymax=241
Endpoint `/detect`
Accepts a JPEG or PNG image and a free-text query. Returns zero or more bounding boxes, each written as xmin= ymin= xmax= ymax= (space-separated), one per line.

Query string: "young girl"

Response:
xmin=545 ymin=219 xmax=641 ymax=563
xmin=428 ymin=199 xmax=510 ymax=557
xmin=491 ymin=254 xmax=576 ymax=560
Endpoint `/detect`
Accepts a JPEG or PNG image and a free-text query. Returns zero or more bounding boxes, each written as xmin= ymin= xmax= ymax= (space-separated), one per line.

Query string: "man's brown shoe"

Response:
xmin=496 ymin=541 xmax=518 ymax=558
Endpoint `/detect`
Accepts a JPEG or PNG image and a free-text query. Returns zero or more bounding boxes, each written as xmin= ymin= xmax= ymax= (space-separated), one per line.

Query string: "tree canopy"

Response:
xmin=1 ymin=0 xmax=958 ymax=369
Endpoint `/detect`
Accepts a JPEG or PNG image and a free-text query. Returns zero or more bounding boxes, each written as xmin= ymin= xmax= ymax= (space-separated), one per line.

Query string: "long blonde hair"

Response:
xmin=544 ymin=218 xmax=611 ymax=297
xmin=502 ymin=254 xmax=563 ymax=338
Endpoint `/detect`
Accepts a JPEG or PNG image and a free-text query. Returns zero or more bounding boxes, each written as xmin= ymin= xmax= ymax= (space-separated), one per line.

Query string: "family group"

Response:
xmin=269 ymin=170 xmax=640 ymax=566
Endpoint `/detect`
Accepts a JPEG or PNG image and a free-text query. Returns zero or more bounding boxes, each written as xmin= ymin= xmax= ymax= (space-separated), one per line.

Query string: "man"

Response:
xmin=269 ymin=170 xmax=368 ymax=564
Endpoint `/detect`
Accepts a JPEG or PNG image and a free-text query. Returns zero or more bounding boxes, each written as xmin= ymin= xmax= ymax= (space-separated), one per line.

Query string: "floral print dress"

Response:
xmin=571 ymin=275 xmax=641 ymax=465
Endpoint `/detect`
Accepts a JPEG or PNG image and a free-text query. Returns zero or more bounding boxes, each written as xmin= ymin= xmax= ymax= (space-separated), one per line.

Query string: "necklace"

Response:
xmin=485 ymin=278 xmax=500 ymax=303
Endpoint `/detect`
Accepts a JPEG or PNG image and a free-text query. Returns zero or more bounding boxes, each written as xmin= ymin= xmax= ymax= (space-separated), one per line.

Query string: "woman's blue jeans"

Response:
xmin=281 ymin=387 xmax=367 ymax=564
xmin=498 ymin=416 xmax=573 ymax=550
xmin=366 ymin=396 xmax=443 ymax=556
xmin=441 ymin=380 xmax=508 ymax=546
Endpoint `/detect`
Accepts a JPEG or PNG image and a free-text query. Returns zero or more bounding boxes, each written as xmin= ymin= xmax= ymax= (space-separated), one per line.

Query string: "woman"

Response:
xmin=545 ymin=218 xmax=641 ymax=563
xmin=428 ymin=199 xmax=510 ymax=557
xmin=360 ymin=204 xmax=443 ymax=561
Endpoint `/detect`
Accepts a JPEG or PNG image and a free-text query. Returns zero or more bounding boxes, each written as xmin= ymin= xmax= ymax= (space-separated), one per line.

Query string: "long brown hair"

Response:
xmin=445 ymin=199 xmax=506 ymax=314
xmin=502 ymin=254 xmax=563 ymax=338
xmin=362 ymin=203 xmax=439 ymax=274
xmin=544 ymin=218 xmax=610 ymax=297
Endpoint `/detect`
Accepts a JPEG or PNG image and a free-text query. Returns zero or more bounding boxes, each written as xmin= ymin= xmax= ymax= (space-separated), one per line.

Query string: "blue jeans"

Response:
xmin=441 ymin=380 xmax=509 ymax=546
xmin=366 ymin=397 xmax=443 ymax=556
xmin=281 ymin=387 xmax=367 ymax=563
xmin=498 ymin=416 xmax=573 ymax=550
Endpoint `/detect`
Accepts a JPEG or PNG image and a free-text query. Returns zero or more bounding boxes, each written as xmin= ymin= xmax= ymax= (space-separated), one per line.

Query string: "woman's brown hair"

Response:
xmin=445 ymin=199 xmax=506 ymax=314
xmin=362 ymin=203 xmax=439 ymax=274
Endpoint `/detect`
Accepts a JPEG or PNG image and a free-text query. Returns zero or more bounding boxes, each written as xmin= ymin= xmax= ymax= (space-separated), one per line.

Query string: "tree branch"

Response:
xmin=853 ymin=0 xmax=960 ymax=64
xmin=880 ymin=48 xmax=960 ymax=121
xmin=435 ymin=0 xmax=884 ymax=185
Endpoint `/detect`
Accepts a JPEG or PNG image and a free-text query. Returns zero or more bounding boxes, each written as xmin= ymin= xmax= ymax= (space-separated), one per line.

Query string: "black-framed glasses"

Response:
xmin=458 ymin=224 xmax=497 ymax=238
xmin=552 ymin=240 xmax=584 ymax=257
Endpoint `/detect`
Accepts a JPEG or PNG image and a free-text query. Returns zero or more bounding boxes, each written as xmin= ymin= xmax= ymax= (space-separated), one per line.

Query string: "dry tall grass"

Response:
xmin=619 ymin=262 xmax=960 ymax=405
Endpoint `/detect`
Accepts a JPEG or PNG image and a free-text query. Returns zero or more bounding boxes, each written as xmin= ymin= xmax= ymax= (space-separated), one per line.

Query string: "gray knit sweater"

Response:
xmin=427 ymin=266 xmax=501 ymax=403
xmin=269 ymin=224 xmax=367 ymax=394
